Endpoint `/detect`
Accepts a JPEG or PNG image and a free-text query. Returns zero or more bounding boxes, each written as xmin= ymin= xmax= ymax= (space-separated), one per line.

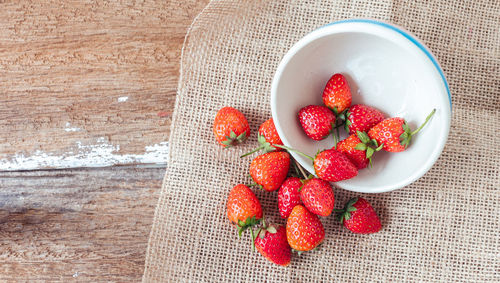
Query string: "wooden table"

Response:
xmin=0 ymin=1 xmax=208 ymax=281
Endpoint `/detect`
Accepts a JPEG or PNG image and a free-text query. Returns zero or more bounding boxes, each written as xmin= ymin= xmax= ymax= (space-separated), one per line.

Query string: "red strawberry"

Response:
xmin=274 ymin=145 xmax=358 ymax=182
xmin=300 ymin=178 xmax=335 ymax=216
xmin=337 ymin=132 xmax=383 ymax=169
xmin=336 ymin=197 xmax=381 ymax=234
xmin=367 ymin=117 xmax=405 ymax=152
xmin=322 ymin=73 xmax=352 ymax=114
xmin=368 ymin=109 xmax=436 ymax=152
xmin=241 ymin=118 xmax=282 ymax=158
xmin=213 ymin=107 xmax=250 ymax=147
xmin=313 ymin=149 xmax=358 ymax=182
xmin=286 ymin=205 xmax=325 ymax=251
xmin=227 ymin=184 xmax=263 ymax=236
xmin=250 ymin=152 xmax=290 ymax=192
xmin=278 ymin=177 xmax=302 ymax=218
xmin=298 ymin=105 xmax=336 ymax=141
xmin=254 ymin=224 xmax=291 ymax=266
xmin=344 ymin=104 xmax=385 ymax=135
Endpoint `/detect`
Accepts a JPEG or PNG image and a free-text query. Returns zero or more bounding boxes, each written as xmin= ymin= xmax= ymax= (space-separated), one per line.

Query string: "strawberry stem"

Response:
xmin=333 ymin=122 xmax=345 ymax=129
xmin=335 ymin=124 xmax=340 ymax=148
xmin=332 ymin=130 xmax=338 ymax=149
xmin=250 ymin=227 xmax=256 ymax=251
xmin=292 ymin=161 xmax=301 ymax=178
xmin=273 ymin=145 xmax=314 ymax=162
xmin=411 ymin=109 xmax=436 ymax=136
xmin=240 ymin=145 xmax=265 ymax=158
xmin=246 ymin=181 xmax=258 ymax=187
xmin=295 ymin=160 xmax=309 ymax=179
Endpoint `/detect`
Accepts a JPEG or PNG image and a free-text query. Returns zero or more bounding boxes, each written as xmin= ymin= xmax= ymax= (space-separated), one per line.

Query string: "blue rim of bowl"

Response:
xmin=318 ymin=19 xmax=452 ymax=110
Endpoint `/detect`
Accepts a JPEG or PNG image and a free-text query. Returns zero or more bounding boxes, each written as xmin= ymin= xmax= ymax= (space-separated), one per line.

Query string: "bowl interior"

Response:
xmin=271 ymin=22 xmax=451 ymax=193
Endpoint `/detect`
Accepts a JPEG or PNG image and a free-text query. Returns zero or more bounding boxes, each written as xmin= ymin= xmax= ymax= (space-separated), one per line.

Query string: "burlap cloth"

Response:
xmin=143 ymin=0 xmax=499 ymax=281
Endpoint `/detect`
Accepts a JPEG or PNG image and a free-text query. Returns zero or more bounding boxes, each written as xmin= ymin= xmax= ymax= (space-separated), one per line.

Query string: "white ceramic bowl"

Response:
xmin=271 ymin=19 xmax=451 ymax=193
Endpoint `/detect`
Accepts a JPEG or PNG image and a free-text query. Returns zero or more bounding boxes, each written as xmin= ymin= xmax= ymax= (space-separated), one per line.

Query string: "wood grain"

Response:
xmin=0 ymin=167 xmax=163 ymax=281
xmin=0 ymin=0 xmax=210 ymax=281
xmin=0 ymin=0 xmax=209 ymax=170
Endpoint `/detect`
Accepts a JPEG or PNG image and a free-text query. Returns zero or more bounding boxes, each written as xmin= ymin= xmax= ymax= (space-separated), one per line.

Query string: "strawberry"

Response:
xmin=343 ymin=104 xmax=385 ymax=135
xmin=298 ymin=105 xmax=336 ymax=141
xmin=241 ymin=118 xmax=282 ymax=158
xmin=368 ymin=109 xmax=436 ymax=152
xmin=250 ymin=151 xmax=290 ymax=192
xmin=322 ymin=73 xmax=352 ymax=114
xmin=254 ymin=223 xmax=291 ymax=266
xmin=227 ymin=184 xmax=263 ymax=237
xmin=313 ymin=149 xmax=358 ymax=182
xmin=300 ymin=178 xmax=335 ymax=216
xmin=274 ymin=145 xmax=358 ymax=182
xmin=368 ymin=117 xmax=406 ymax=152
xmin=337 ymin=132 xmax=383 ymax=169
xmin=286 ymin=205 xmax=325 ymax=251
xmin=213 ymin=107 xmax=250 ymax=147
xmin=336 ymin=197 xmax=381 ymax=234
xmin=278 ymin=177 xmax=302 ymax=218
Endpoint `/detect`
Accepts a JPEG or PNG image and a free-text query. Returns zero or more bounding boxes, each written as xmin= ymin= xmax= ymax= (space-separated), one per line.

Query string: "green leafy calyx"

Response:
xmin=255 ymin=220 xmax=277 ymax=241
xmin=342 ymin=111 xmax=351 ymax=132
xmin=336 ymin=198 xmax=358 ymax=224
xmin=240 ymin=134 xmax=275 ymax=158
xmin=223 ymin=130 xmax=247 ymax=148
xmin=257 ymin=134 xmax=276 ymax=153
xmin=355 ymin=131 xmax=384 ymax=167
xmin=237 ymin=216 xmax=261 ymax=238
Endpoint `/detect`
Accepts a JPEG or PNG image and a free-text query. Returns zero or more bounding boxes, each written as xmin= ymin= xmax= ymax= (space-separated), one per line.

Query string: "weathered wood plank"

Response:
xmin=0 ymin=167 xmax=164 ymax=281
xmin=0 ymin=0 xmax=209 ymax=170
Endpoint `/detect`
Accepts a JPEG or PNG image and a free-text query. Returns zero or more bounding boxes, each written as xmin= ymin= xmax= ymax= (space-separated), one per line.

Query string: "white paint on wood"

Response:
xmin=0 ymin=139 xmax=169 ymax=171
xmin=117 ymin=96 xmax=129 ymax=102
xmin=64 ymin=122 xmax=82 ymax=132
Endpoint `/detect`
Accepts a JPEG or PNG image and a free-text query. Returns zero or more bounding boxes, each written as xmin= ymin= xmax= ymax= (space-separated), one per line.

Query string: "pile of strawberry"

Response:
xmin=214 ymin=73 xmax=435 ymax=266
